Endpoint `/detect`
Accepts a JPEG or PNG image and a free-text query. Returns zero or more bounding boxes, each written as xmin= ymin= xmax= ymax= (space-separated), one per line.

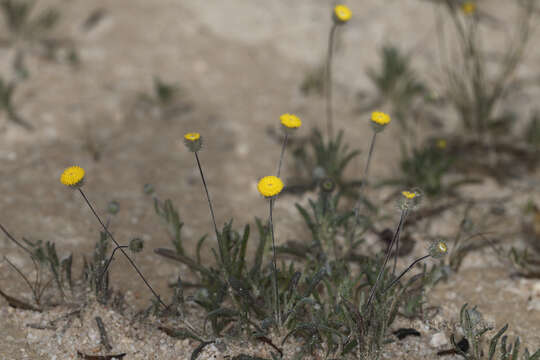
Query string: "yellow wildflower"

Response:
xmin=461 ymin=1 xmax=476 ymax=15
xmin=184 ymin=132 xmax=203 ymax=152
xmin=401 ymin=191 xmax=416 ymax=200
xmin=184 ymin=132 xmax=201 ymax=141
xmin=60 ymin=166 xmax=85 ymax=187
xmin=334 ymin=5 xmax=352 ymax=23
xmin=257 ymin=176 xmax=284 ymax=198
xmin=371 ymin=111 xmax=391 ymax=126
xmin=437 ymin=139 xmax=447 ymax=149
xmin=429 ymin=240 xmax=448 ymax=259
xmin=280 ymin=113 xmax=302 ymax=129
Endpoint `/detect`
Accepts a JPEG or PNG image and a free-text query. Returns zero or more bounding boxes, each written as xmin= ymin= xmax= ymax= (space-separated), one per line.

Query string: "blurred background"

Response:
xmin=0 ymin=0 xmax=539 ymax=358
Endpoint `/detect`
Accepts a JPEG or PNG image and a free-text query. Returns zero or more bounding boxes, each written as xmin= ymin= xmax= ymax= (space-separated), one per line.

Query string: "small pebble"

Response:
xmin=430 ymin=332 xmax=448 ymax=348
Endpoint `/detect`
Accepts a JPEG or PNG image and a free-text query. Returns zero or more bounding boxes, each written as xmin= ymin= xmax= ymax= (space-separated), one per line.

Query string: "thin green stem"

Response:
xmin=3 ymin=256 xmax=39 ymax=305
xmin=325 ymin=23 xmax=338 ymax=140
xmin=383 ymin=254 xmax=430 ymax=294
xmin=194 ymin=152 xmax=220 ymax=242
xmin=351 ymin=131 xmax=377 ymax=242
xmin=363 ymin=132 xmax=377 ymax=187
xmin=392 ymin=231 xmax=400 ymax=276
xmin=99 ymin=245 xmax=129 ymax=283
xmin=0 ymin=223 xmax=34 ymax=258
xmin=365 ymin=209 xmax=408 ymax=310
xmin=269 ymin=197 xmax=281 ymax=327
xmin=276 ymin=132 xmax=289 ymax=178
xmin=78 ymin=188 xmax=168 ymax=310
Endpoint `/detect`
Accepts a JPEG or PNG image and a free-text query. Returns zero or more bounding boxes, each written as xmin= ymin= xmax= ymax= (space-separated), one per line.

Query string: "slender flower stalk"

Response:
xmin=363 ymin=132 xmax=377 ymax=185
xmin=257 ymin=175 xmax=284 ymax=327
xmin=60 ymin=166 xmax=167 ymax=309
xmin=194 ymin=152 xmax=219 ymax=240
xmin=383 ymin=254 xmax=429 ymax=293
xmin=80 ymin=189 xmax=167 ymax=309
xmin=272 ymin=114 xmax=300 ymax=326
xmin=365 ymin=189 xmax=421 ymax=309
xmin=277 ymin=113 xmax=301 ymax=178
xmin=325 ymin=5 xmax=352 ymax=140
xmin=325 ymin=22 xmax=337 ymax=140
xmin=365 ymin=208 xmax=408 ymax=309
xmin=277 ymin=133 xmax=288 ymax=178
xmin=352 ymin=111 xmax=391 ymax=240
xmin=269 ymin=197 xmax=279 ymax=326
xmin=183 ymin=133 xmax=220 ymax=243
xmin=383 ymin=240 xmax=448 ymax=294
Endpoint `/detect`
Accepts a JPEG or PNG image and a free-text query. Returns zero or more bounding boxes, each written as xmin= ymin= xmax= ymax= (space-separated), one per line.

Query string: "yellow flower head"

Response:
xmin=257 ymin=176 xmax=284 ymax=198
xmin=461 ymin=1 xmax=476 ymax=15
xmin=184 ymin=132 xmax=201 ymax=141
xmin=429 ymin=240 xmax=448 ymax=259
xmin=370 ymin=111 xmax=391 ymax=132
xmin=401 ymin=191 xmax=416 ymax=199
xmin=280 ymin=113 xmax=302 ymax=129
xmin=334 ymin=5 xmax=352 ymax=23
xmin=371 ymin=111 xmax=391 ymax=125
xmin=60 ymin=166 xmax=85 ymax=187
xmin=184 ymin=132 xmax=203 ymax=152
xmin=397 ymin=188 xmax=423 ymax=211
xmin=436 ymin=139 xmax=447 ymax=149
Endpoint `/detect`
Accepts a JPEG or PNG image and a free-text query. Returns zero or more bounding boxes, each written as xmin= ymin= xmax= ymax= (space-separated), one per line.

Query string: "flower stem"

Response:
xmin=194 ymin=152 xmax=221 ymax=257
xmin=276 ymin=132 xmax=289 ymax=178
xmin=363 ymin=132 xmax=377 ymax=188
xmin=325 ymin=23 xmax=338 ymax=141
xmin=100 ymin=245 xmax=129 ymax=283
xmin=383 ymin=254 xmax=430 ymax=294
xmin=365 ymin=209 xmax=408 ymax=310
xmin=269 ymin=197 xmax=281 ymax=327
xmin=350 ymin=131 xmax=378 ymax=249
xmin=78 ymin=189 xmax=168 ymax=310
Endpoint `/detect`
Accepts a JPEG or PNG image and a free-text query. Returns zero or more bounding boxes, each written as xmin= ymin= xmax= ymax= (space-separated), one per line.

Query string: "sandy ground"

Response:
xmin=0 ymin=0 xmax=539 ymax=358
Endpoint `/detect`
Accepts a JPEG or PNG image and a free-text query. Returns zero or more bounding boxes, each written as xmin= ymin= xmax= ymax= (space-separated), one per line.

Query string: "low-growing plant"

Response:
xmin=361 ymin=44 xmax=426 ymax=133
xmin=135 ymin=76 xmax=192 ymax=121
xmin=0 ymin=224 xmax=71 ymax=307
xmin=0 ymin=77 xmax=33 ymax=130
xmin=0 ymin=0 xmax=77 ymax=65
xmin=524 ymin=111 xmax=540 ymax=148
xmin=451 ymin=304 xmax=540 ymax=360
xmin=290 ymin=128 xmax=362 ymax=197
xmin=435 ymin=0 xmax=535 ymax=140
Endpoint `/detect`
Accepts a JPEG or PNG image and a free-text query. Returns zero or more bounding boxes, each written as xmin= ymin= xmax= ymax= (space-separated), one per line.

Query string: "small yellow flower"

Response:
xmin=461 ymin=1 xmax=476 ymax=15
xmin=429 ymin=240 xmax=448 ymax=259
xmin=280 ymin=113 xmax=302 ymax=129
xmin=184 ymin=132 xmax=201 ymax=141
xmin=371 ymin=111 xmax=391 ymax=126
xmin=184 ymin=132 xmax=203 ymax=152
xmin=436 ymin=139 xmax=447 ymax=149
xmin=60 ymin=166 xmax=85 ymax=187
xmin=257 ymin=176 xmax=284 ymax=198
xmin=401 ymin=191 xmax=416 ymax=200
xmin=397 ymin=189 xmax=423 ymax=211
xmin=438 ymin=241 xmax=448 ymax=253
xmin=334 ymin=5 xmax=352 ymax=23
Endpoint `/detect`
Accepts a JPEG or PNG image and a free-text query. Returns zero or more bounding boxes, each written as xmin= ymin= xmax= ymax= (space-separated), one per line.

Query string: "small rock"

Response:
xmin=527 ymin=299 xmax=540 ymax=312
xmin=430 ymin=332 xmax=448 ymax=348
xmin=532 ymin=281 xmax=540 ymax=297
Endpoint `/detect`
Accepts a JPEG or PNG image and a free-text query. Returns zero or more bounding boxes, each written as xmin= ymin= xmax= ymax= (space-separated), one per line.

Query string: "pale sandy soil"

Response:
xmin=0 ymin=0 xmax=539 ymax=359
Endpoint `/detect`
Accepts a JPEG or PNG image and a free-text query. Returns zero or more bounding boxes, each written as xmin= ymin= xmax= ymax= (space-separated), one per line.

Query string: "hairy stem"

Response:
xmin=269 ymin=198 xmax=281 ymax=327
xmin=366 ymin=209 xmax=408 ymax=310
xmin=78 ymin=189 xmax=167 ymax=310
xmin=276 ymin=132 xmax=289 ymax=178
xmin=325 ymin=23 xmax=338 ymax=140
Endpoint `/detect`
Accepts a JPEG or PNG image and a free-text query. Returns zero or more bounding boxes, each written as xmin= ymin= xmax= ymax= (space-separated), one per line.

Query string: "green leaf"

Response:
xmin=489 ymin=324 xmax=508 ymax=360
